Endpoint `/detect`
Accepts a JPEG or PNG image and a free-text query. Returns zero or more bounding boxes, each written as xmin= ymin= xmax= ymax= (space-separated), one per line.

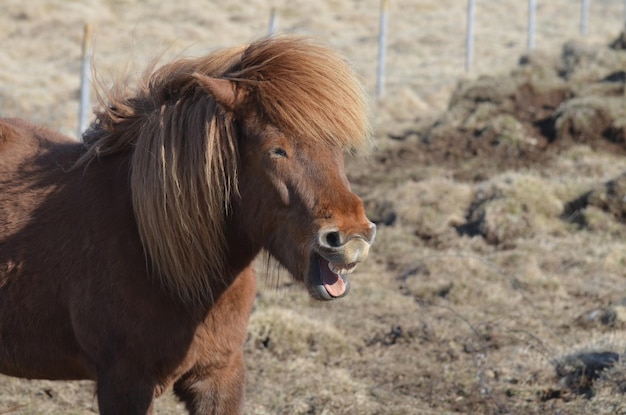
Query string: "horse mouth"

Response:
xmin=308 ymin=253 xmax=358 ymax=300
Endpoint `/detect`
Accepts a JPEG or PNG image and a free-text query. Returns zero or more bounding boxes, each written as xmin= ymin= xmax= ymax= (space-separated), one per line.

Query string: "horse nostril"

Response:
xmin=324 ymin=231 xmax=342 ymax=248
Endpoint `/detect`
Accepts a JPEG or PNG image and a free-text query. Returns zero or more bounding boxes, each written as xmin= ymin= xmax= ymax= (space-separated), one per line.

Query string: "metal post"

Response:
xmin=376 ymin=0 xmax=388 ymax=99
xmin=528 ymin=0 xmax=536 ymax=50
xmin=268 ymin=8 xmax=278 ymax=36
xmin=581 ymin=0 xmax=590 ymax=36
xmin=465 ymin=0 xmax=475 ymax=72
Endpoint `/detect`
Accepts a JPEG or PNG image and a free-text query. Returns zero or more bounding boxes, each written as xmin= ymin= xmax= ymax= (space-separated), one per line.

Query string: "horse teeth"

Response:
xmin=328 ymin=262 xmax=357 ymax=276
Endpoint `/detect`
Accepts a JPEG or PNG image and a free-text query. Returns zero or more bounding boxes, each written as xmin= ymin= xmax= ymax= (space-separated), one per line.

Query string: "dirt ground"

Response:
xmin=2 ymin=1 xmax=626 ymax=414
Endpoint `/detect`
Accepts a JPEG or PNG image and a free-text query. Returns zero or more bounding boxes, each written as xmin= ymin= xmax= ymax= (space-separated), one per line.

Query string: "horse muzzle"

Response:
xmin=307 ymin=222 xmax=376 ymax=301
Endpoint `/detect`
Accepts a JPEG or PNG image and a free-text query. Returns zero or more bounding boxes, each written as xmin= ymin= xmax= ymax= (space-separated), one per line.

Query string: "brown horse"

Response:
xmin=0 ymin=36 xmax=375 ymax=414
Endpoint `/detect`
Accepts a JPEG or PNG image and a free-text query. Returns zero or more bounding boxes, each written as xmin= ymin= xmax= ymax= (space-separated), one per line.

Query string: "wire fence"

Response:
xmin=1 ymin=1 xmax=625 ymax=139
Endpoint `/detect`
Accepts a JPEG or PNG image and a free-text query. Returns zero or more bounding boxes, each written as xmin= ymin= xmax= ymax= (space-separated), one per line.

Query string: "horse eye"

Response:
xmin=271 ymin=147 xmax=288 ymax=158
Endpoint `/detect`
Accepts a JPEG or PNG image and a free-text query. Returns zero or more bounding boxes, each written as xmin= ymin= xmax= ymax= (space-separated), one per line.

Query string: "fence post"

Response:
xmin=581 ymin=0 xmax=590 ymax=36
xmin=465 ymin=0 xmax=475 ymax=72
xmin=527 ymin=0 xmax=536 ymax=50
xmin=268 ymin=8 xmax=278 ymax=36
xmin=376 ymin=0 xmax=388 ymax=99
xmin=78 ymin=23 xmax=93 ymax=140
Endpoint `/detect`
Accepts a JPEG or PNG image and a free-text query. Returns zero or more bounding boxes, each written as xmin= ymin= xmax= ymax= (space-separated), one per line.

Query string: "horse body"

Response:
xmin=0 ymin=118 xmax=257 ymax=413
xmin=0 ymin=37 xmax=374 ymax=414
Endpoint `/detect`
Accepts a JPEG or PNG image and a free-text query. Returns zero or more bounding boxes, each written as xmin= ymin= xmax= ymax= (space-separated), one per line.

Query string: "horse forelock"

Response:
xmin=76 ymin=36 xmax=370 ymax=305
xmin=230 ymin=36 xmax=372 ymax=152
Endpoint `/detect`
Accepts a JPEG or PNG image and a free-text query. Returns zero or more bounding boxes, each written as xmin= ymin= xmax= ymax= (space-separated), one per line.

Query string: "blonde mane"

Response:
xmin=77 ymin=36 xmax=371 ymax=304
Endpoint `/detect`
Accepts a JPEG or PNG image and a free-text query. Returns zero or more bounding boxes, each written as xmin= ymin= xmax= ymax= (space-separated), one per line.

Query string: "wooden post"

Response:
xmin=78 ymin=23 xmax=93 ymax=140
xmin=376 ymin=0 xmax=389 ymax=99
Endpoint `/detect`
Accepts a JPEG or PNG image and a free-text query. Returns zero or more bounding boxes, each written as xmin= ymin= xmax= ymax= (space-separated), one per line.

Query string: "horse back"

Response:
xmin=0 ymin=118 xmax=75 ymax=161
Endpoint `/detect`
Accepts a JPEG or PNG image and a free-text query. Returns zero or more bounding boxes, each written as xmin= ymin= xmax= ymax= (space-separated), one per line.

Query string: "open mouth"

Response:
xmin=308 ymin=253 xmax=358 ymax=300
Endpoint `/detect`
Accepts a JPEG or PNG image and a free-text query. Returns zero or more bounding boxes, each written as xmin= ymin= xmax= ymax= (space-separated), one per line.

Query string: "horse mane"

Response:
xmin=76 ymin=36 xmax=371 ymax=304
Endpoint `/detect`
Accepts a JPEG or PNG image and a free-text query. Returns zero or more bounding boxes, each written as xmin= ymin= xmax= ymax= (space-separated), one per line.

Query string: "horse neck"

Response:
xmin=223 ymin=208 xmax=263 ymax=279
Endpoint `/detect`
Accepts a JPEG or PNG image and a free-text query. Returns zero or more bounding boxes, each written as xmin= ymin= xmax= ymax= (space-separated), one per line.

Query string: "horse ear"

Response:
xmin=193 ymin=73 xmax=240 ymax=113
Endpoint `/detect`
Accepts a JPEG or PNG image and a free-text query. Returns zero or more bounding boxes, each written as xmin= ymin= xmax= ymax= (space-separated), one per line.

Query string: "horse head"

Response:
xmin=194 ymin=38 xmax=376 ymax=300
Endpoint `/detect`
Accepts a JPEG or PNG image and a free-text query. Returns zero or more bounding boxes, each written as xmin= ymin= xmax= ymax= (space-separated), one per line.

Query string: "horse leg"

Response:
xmin=96 ymin=368 xmax=156 ymax=415
xmin=173 ymin=351 xmax=246 ymax=415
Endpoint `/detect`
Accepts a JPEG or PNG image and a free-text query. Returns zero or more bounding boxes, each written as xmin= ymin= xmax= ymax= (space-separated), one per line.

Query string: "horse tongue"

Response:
xmin=319 ymin=257 xmax=346 ymax=297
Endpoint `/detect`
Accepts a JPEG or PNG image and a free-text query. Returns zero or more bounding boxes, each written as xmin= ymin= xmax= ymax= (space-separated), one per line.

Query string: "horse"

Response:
xmin=0 ymin=36 xmax=375 ymax=414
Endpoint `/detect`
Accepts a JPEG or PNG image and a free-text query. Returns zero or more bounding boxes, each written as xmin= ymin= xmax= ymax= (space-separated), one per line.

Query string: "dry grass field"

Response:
xmin=1 ymin=1 xmax=626 ymax=414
